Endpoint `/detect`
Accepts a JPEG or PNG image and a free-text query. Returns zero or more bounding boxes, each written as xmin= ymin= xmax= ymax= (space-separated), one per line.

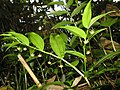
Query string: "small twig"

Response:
xmin=18 ymin=54 xmax=42 ymax=88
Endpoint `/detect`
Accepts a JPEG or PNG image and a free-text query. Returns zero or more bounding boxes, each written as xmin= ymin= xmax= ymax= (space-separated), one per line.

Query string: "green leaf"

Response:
xmin=88 ymin=28 xmax=106 ymax=41
xmin=82 ymin=0 xmax=92 ymax=29
xmin=50 ymin=33 xmax=66 ymax=58
xmin=9 ymin=32 xmax=29 ymax=45
xmin=50 ymin=10 xmax=68 ymax=16
xmin=0 ymin=33 xmax=12 ymax=37
xmin=66 ymin=0 xmax=73 ymax=8
xmin=71 ymin=1 xmax=86 ymax=17
xmin=100 ymin=17 xmax=118 ymax=27
xmin=65 ymin=60 xmax=79 ymax=67
xmin=6 ymin=41 xmax=19 ymax=51
xmin=52 ymin=21 xmax=73 ymax=29
xmin=70 ymin=36 xmax=79 ymax=48
xmin=3 ymin=54 xmax=17 ymax=59
xmin=96 ymin=68 xmax=119 ymax=75
xmin=47 ymin=1 xmax=64 ymax=6
xmin=60 ymin=33 xmax=68 ymax=43
xmin=65 ymin=50 xmax=85 ymax=59
xmin=90 ymin=50 xmax=120 ymax=71
xmin=89 ymin=11 xmax=114 ymax=28
xmin=29 ymin=32 xmax=44 ymax=51
xmin=59 ymin=26 xmax=87 ymax=39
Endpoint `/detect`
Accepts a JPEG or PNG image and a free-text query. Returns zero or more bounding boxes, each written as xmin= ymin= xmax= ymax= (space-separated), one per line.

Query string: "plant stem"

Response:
xmin=109 ymin=26 xmax=116 ymax=51
xmin=83 ymin=44 xmax=87 ymax=72
xmin=27 ymin=45 xmax=91 ymax=86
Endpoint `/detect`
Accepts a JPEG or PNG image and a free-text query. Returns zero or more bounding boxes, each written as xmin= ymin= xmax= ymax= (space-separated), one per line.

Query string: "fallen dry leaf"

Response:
xmin=71 ymin=76 xmax=82 ymax=87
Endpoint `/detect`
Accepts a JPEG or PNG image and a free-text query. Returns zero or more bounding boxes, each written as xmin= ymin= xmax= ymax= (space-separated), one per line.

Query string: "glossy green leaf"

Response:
xmin=50 ymin=33 xmax=66 ymax=58
xmin=52 ymin=21 xmax=73 ymax=29
xmin=65 ymin=50 xmax=85 ymax=59
xmin=65 ymin=60 xmax=79 ymax=67
xmin=9 ymin=32 xmax=29 ymax=45
xmin=47 ymin=1 xmax=64 ymax=6
xmin=0 ymin=33 xmax=12 ymax=37
xmin=88 ymin=28 xmax=106 ymax=41
xmin=50 ymin=10 xmax=68 ymax=16
xmin=60 ymin=33 xmax=68 ymax=43
xmin=71 ymin=1 xmax=86 ymax=17
xmin=59 ymin=26 xmax=87 ymax=39
xmin=29 ymin=32 xmax=44 ymax=51
xmin=82 ymin=0 xmax=92 ymax=29
xmin=66 ymin=0 xmax=73 ymax=8
xmin=90 ymin=50 xmax=120 ymax=71
xmin=89 ymin=11 xmax=114 ymax=28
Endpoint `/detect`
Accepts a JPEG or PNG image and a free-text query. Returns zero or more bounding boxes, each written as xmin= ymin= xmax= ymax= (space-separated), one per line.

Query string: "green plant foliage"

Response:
xmin=9 ymin=32 xmax=29 ymax=45
xmin=100 ymin=17 xmax=118 ymax=27
xmin=28 ymin=32 xmax=44 ymax=51
xmin=90 ymin=50 xmax=120 ymax=71
xmin=52 ymin=21 xmax=73 ymax=29
xmin=66 ymin=0 xmax=74 ymax=8
xmin=0 ymin=0 xmax=120 ymax=89
xmin=65 ymin=60 xmax=79 ymax=67
xmin=88 ymin=28 xmax=106 ymax=41
xmin=47 ymin=1 xmax=64 ymax=6
xmin=89 ymin=11 xmax=114 ymax=28
xmin=50 ymin=33 xmax=66 ymax=58
xmin=82 ymin=0 xmax=92 ymax=29
xmin=50 ymin=10 xmax=68 ymax=16
xmin=65 ymin=50 xmax=85 ymax=59
xmin=6 ymin=41 xmax=19 ymax=51
xmin=71 ymin=1 xmax=86 ymax=17
xmin=59 ymin=26 xmax=87 ymax=39
xmin=60 ymin=33 xmax=68 ymax=44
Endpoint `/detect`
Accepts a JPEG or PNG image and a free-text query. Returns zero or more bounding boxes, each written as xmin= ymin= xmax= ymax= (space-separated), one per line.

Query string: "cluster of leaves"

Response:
xmin=0 ymin=0 xmax=120 ymax=90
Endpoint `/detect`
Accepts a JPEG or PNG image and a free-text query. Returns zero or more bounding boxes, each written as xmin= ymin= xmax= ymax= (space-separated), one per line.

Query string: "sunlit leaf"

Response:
xmin=29 ymin=32 xmax=44 ymax=51
xmin=60 ymin=33 xmax=68 ymax=43
xmin=50 ymin=33 xmax=66 ymax=58
xmin=88 ymin=28 xmax=106 ymax=41
xmin=52 ymin=21 xmax=73 ymax=29
xmin=0 ymin=33 xmax=12 ymax=37
xmin=47 ymin=1 xmax=64 ymax=6
xmin=89 ymin=11 xmax=114 ymax=28
xmin=71 ymin=1 xmax=86 ymax=17
xmin=50 ymin=10 xmax=68 ymax=16
xmin=9 ymin=32 xmax=29 ymax=45
xmin=82 ymin=0 xmax=92 ymax=29
xmin=65 ymin=50 xmax=85 ymax=59
xmin=59 ymin=26 xmax=87 ymax=39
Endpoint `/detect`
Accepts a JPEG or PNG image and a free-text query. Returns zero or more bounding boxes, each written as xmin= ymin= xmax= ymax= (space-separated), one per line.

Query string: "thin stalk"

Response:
xmin=37 ymin=59 xmax=45 ymax=84
xmin=15 ymin=65 xmax=19 ymax=90
xmin=109 ymin=26 xmax=116 ymax=51
xmin=83 ymin=44 xmax=87 ymax=72
xmin=25 ymin=45 xmax=91 ymax=86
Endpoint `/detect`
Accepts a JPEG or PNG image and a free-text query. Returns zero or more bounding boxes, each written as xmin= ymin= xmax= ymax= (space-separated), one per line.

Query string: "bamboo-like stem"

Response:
xmin=18 ymin=54 xmax=42 ymax=88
